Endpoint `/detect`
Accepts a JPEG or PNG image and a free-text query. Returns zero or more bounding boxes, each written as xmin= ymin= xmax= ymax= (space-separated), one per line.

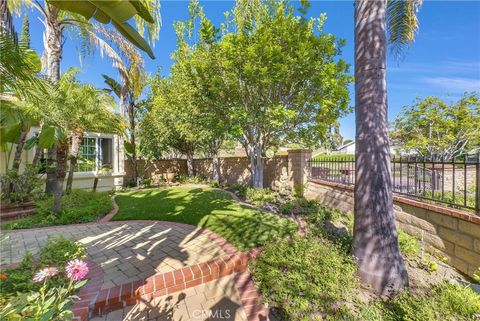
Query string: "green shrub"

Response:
xmin=0 ymin=165 xmax=42 ymax=204
xmin=39 ymin=237 xmax=86 ymax=267
xmin=245 ymin=188 xmax=276 ymax=206
xmin=139 ymin=177 xmax=153 ymax=187
xmin=397 ymin=230 xmax=421 ymax=257
xmin=0 ymin=253 xmax=37 ymax=297
xmin=252 ymin=235 xmax=359 ymax=320
xmin=279 ymin=201 xmax=295 ymax=214
xmin=175 ymin=174 xmax=206 ymax=184
xmin=210 ymin=180 xmax=220 ymax=188
xmin=229 ymin=183 xmax=248 ymax=198
xmin=2 ymin=190 xmax=112 ymax=230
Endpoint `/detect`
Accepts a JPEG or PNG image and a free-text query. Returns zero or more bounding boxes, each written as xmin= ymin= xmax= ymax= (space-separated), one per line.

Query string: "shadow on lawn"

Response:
xmin=112 ymin=187 xmax=296 ymax=251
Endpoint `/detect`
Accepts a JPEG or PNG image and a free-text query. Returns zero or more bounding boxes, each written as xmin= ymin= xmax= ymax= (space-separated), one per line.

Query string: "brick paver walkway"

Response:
xmin=0 ymin=221 xmax=227 ymax=289
xmin=1 ymin=221 xmax=269 ymax=321
xmin=91 ymin=274 xmax=248 ymax=321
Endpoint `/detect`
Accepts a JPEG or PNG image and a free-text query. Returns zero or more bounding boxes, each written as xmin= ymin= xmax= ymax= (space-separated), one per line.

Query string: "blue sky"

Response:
xmin=16 ymin=0 xmax=480 ymax=141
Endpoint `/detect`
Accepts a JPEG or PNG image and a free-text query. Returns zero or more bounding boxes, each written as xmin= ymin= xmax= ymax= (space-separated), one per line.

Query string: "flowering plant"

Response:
xmin=0 ymin=259 xmax=89 ymax=321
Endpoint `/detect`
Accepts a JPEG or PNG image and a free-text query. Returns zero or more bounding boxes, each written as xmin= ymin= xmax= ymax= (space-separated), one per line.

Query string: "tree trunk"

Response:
xmin=32 ymin=144 xmax=43 ymax=167
xmin=248 ymin=144 xmax=264 ymax=188
xmin=186 ymin=150 xmax=194 ymax=177
xmin=128 ymin=100 xmax=139 ymax=187
xmin=93 ymin=176 xmax=99 ymax=192
xmin=43 ymin=5 xmax=62 ymax=194
xmin=66 ymin=129 xmax=83 ymax=194
xmin=212 ymin=153 xmax=221 ymax=182
xmin=52 ymin=139 xmax=68 ymax=214
xmin=12 ymin=124 xmax=28 ymax=172
xmin=353 ymin=0 xmax=408 ymax=295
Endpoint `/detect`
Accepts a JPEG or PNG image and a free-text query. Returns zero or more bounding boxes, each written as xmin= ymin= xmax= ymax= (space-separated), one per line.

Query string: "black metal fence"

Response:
xmin=308 ymin=155 xmax=480 ymax=215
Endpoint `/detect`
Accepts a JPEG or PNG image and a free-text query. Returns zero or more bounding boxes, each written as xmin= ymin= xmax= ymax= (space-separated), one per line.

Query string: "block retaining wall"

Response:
xmin=305 ymin=179 xmax=480 ymax=277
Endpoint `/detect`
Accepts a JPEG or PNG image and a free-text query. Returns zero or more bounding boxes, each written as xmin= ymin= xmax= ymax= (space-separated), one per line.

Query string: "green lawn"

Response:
xmin=113 ymin=186 xmax=297 ymax=251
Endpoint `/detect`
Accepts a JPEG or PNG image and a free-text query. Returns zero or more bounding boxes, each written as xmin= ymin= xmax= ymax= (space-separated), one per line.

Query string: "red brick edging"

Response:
xmin=63 ymin=220 xmax=267 ymax=321
xmin=90 ymin=248 xmax=263 ymax=318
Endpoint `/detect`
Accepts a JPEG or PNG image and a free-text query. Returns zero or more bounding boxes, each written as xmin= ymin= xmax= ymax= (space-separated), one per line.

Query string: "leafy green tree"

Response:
xmin=145 ymin=74 xmax=205 ymax=177
xmin=171 ymin=0 xmax=232 ymax=181
xmin=391 ymin=93 xmax=480 ymax=160
xmin=353 ymin=0 xmax=422 ymax=294
xmin=202 ymin=0 xmax=352 ymax=187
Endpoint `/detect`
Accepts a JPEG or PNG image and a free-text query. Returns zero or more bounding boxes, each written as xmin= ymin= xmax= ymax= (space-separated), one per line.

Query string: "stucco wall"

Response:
xmin=1 ymin=128 xmax=125 ymax=191
xmin=305 ymin=179 xmax=480 ymax=277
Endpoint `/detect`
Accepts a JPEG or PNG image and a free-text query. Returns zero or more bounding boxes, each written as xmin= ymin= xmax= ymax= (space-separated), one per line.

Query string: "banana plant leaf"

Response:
xmin=47 ymin=0 xmax=155 ymax=58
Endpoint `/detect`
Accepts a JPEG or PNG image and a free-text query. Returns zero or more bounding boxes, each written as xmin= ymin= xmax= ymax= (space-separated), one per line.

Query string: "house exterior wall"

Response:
xmin=0 ymin=128 xmax=125 ymax=192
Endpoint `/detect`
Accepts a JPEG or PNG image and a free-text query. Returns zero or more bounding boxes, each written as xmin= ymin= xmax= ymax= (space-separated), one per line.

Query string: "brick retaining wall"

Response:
xmin=305 ymin=179 xmax=480 ymax=277
xmin=125 ymin=150 xmax=312 ymax=192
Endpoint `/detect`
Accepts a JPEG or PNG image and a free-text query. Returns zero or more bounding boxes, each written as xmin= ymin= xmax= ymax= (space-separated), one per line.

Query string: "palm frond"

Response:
xmin=387 ymin=0 xmax=423 ymax=59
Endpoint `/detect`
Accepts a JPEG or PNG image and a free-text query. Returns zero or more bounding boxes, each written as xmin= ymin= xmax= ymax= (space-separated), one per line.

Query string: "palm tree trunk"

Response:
xmin=353 ymin=0 xmax=408 ymax=295
xmin=32 ymin=144 xmax=43 ymax=167
xmin=11 ymin=124 xmax=28 ymax=172
xmin=43 ymin=4 xmax=62 ymax=194
xmin=53 ymin=138 xmax=68 ymax=214
xmin=66 ymin=129 xmax=83 ymax=194
xmin=9 ymin=124 xmax=28 ymax=195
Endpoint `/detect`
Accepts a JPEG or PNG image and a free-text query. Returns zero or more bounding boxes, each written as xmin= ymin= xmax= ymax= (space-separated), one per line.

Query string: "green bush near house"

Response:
xmin=1 ymin=190 xmax=112 ymax=230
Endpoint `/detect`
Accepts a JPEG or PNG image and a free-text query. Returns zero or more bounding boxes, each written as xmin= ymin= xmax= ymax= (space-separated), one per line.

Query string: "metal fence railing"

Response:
xmin=308 ymin=154 xmax=480 ymax=215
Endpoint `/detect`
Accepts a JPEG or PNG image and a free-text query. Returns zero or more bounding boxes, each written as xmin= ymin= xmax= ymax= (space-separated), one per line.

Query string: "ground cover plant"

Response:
xmin=1 ymin=190 xmax=112 ymax=230
xmin=252 ymin=202 xmax=480 ymax=321
xmin=113 ymin=186 xmax=297 ymax=251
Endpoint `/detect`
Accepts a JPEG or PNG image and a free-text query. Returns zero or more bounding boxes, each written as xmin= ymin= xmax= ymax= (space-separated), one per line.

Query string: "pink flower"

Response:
xmin=32 ymin=267 xmax=59 ymax=283
xmin=65 ymin=259 xmax=89 ymax=281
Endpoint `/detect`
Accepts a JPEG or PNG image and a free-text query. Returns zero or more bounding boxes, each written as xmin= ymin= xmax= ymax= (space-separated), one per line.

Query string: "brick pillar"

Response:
xmin=287 ymin=149 xmax=312 ymax=196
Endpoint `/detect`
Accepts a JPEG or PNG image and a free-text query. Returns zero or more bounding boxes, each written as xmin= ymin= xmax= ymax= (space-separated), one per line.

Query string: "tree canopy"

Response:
xmin=142 ymin=0 xmax=352 ymax=186
xmin=391 ymin=92 xmax=480 ymax=160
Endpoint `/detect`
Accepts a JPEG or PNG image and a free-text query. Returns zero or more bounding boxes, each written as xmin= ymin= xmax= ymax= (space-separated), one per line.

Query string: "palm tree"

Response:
xmin=353 ymin=0 xmax=422 ymax=294
xmin=103 ymin=60 xmax=146 ymax=186
xmin=7 ymin=0 xmax=160 ymax=192
xmin=65 ymin=84 xmax=124 ymax=194
xmin=28 ymin=69 xmax=123 ymax=212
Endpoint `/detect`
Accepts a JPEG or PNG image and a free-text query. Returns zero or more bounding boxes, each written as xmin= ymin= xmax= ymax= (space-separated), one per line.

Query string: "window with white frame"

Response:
xmin=76 ymin=137 xmax=113 ymax=172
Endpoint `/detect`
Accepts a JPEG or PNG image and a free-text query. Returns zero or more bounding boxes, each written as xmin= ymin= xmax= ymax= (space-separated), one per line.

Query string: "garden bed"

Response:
xmin=1 ymin=190 xmax=113 ymax=230
xmin=249 ymin=204 xmax=480 ymax=321
xmin=0 ymin=237 xmax=90 ymax=320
